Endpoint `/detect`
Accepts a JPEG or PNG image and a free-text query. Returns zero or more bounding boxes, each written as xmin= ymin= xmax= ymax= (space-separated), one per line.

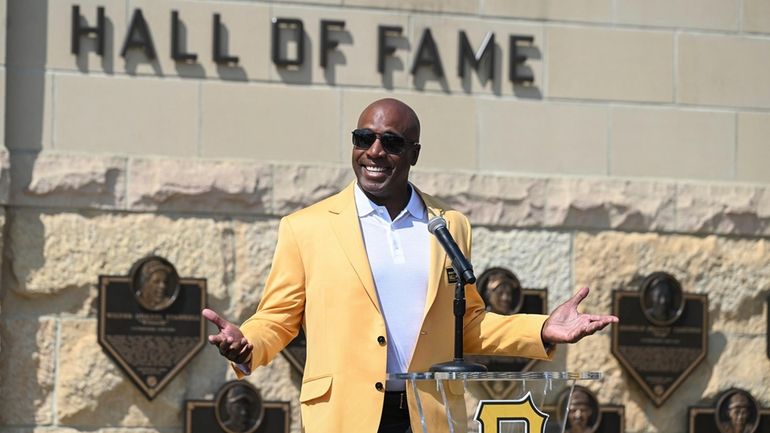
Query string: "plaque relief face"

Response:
xmin=132 ymin=258 xmax=180 ymax=311
xmin=559 ymin=387 xmax=601 ymax=433
xmin=186 ymin=381 xmax=290 ymax=433
xmin=98 ymin=256 xmax=207 ymax=399
xmin=215 ymin=382 xmax=265 ymax=433
xmin=477 ymin=267 xmax=524 ymax=315
xmin=470 ymin=267 xmax=548 ymax=399
xmin=543 ymin=386 xmax=625 ymax=433
xmin=688 ymin=388 xmax=769 ymax=433
xmin=611 ymin=272 xmax=708 ymax=406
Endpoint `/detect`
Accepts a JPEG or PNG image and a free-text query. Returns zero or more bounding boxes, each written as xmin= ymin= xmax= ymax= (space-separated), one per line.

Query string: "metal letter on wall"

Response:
xmin=466 ymin=267 xmax=548 ymax=399
xmin=688 ymin=388 xmax=770 ymax=433
xmin=611 ymin=271 xmax=708 ymax=406
xmin=98 ymin=256 xmax=207 ymax=399
xmin=185 ymin=381 xmax=290 ymax=433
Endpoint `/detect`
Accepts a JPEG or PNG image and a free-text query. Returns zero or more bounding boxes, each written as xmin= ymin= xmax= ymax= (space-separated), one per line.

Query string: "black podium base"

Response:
xmin=429 ymin=359 xmax=488 ymax=373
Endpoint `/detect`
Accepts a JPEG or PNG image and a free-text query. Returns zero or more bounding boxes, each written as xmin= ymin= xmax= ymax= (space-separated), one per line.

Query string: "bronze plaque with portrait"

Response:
xmin=543 ymin=386 xmax=625 ymax=433
xmin=688 ymin=388 xmax=770 ymax=433
xmin=611 ymin=272 xmax=708 ymax=406
xmin=281 ymin=328 xmax=306 ymax=375
xmin=466 ymin=267 xmax=548 ymax=398
xmin=185 ymin=381 xmax=290 ymax=433
xmin=98 ymin=256 xmax=207 ymax=399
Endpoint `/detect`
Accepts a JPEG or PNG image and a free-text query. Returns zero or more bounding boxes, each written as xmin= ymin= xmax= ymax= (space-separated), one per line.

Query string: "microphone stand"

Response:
xmin=429 ymin=275 xmax=488 ymax=373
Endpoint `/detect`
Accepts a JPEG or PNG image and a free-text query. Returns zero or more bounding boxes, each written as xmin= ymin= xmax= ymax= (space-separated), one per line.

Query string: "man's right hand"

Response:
xmin=202 ymin=308 xmax=254 ymax=365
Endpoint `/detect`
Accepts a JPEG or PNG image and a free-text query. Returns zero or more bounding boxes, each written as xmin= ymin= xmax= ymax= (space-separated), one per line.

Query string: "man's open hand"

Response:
xmin=202 ymin=308 xmax=253 ymax=364
xmin=541 ymin=287 xmax=618 ymax=344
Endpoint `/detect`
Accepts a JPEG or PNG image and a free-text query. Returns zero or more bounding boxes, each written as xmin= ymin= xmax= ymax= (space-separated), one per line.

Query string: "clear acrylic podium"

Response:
xmin=388 ymin=371 xmax=602 ymax=433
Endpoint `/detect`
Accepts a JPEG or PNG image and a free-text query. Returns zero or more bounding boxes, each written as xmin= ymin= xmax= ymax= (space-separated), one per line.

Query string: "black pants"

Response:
xmin=378 ymin=391 xmax=411 ymax=433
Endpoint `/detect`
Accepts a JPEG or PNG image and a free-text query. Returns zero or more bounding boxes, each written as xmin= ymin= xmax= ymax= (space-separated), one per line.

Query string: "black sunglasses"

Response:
xmin=351 ymin=128 xmax=419 ymax=155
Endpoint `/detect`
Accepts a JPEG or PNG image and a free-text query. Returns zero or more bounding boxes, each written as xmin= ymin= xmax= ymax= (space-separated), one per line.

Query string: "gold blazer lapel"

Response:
xmin=327 ymin=182 xmax=380 ymax=313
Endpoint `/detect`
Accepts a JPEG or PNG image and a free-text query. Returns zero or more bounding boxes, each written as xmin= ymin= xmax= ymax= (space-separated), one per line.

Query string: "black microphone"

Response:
xmin=427 ymin=216 xmax=476 ymax=284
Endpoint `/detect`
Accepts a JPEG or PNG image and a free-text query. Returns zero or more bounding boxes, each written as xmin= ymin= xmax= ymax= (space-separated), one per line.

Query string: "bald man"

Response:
xmin=203 ymin=98 xmax=617 ymax=433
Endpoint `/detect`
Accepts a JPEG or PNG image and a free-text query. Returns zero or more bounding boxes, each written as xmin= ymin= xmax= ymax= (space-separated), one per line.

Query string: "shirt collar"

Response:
xmin=354 ymin=182 xmax=426 ymax=221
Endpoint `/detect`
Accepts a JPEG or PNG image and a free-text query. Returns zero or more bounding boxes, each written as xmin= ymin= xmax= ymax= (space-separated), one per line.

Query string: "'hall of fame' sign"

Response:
xmin=611 ymin=272 xmax=708 ymax=406
xmin=98 ymin=256 xmax=207 ymax=399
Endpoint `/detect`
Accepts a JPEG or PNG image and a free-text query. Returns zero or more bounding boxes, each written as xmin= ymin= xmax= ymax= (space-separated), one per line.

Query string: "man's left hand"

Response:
xmin=541 ymin=287 xmax=618 ymax=344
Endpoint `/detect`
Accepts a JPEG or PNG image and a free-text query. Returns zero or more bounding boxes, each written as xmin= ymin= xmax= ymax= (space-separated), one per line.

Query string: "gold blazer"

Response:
xmin=237 ymin=182 xmax=552 ymax=433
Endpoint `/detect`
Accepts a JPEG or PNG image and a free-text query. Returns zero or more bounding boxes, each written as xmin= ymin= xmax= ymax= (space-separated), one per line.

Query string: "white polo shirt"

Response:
xmin=354 ymin=183 xmax=430 ymax=391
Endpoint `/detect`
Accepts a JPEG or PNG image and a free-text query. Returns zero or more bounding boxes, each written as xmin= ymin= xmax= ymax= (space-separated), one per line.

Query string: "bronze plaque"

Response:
xmin=467 ymin=267 xmax=548 ymax=398
xmin=280 ymin=328 xmax=306 ymax=375
xmin=543 ymin=386 xmax=625 ymax=433
xmin=688 ymin=388 xmax=770 ymax=433
xmin=98 ymin=256 xmax=207 ymax=399
xmin=185 ymin=381 xmax=290 ymax=433
xmin=611 ymin=272 xmax=708 ymax=406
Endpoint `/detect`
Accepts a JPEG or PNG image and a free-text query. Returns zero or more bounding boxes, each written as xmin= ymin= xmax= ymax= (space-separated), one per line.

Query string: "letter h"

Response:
xmin=72 ymin=5 xmax=105 ymax=56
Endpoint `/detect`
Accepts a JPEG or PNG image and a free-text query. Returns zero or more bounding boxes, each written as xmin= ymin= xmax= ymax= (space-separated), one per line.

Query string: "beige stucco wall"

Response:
xmin=1 ymin=1 xmax=769 ymax=432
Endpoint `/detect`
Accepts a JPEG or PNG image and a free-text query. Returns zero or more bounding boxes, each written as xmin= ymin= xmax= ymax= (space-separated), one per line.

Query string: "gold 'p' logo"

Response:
xmin=473 ymin=392 xmax=549 ymax=433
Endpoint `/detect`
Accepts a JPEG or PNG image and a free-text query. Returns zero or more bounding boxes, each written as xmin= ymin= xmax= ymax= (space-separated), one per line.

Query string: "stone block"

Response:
xmin=11 ymin=152 xmax=126 ymax=209
xmin=5 ymin=210 xmax=233 ymax=302
xmin=472 ymin=228 xmax=573 ymax=307
xmin=408 ymin=15 xmax=543 ymax=95
xmin=129 ymin=0 xmax=271 ymax=80
xmin=268 ymin=5 xmax=410 ymax=89
xmin=548 ymin=26 xmax=673 ymax=102
xmin=482 ymin=0 xmax=612 ymax=23
xmin=410 ymin=170 xmax=546 ymax=227
xmin=545 ymin=178 xmax=676 ymax=232
xmin=56 ymin=319 xmax=182 ymax=427
xmin=271 ymin=164 xmax=352 ymax=215
xmin=744 ymin=0 xmax=770 ymax=33
xmin=610 ymin=106 xmax=735 ymax=180
xmin=126 ymin=157 xmax=271 ymax=213
xmin=0 ymin=318 xmax=57 ymax=425
xmin=46 ymin=0 xmax=128 ymax=72
xmin=201 ymin=82 xmax=341 ymax=163
xmin=678 ymin=34 xmax=770 ymax=109
xmin=477 ymin=100 xmax=607 ymax=175
xmin=615 ymin=0 xmax=739 ymax=31
xmin=676 ymin=182 xmax=770 ymax=236
xmin=5 ymin=69 xmax=53 ymax=150
xmin=342 ymin=90 xmax=478 ymax=169
xmin=54 ymin=75 xmax=199 ymax=156
xmin=737 ymin=112 xmax=770 ymax=183
xmin=342 ymin=0 xmax=479 ymax=15
xmin=702 ymin=333 xmax=770 ymax=397
xmin=274 ymin=0 xmax=341 ymax=4
xmin=574 ymin=231 xmax=770 ymax=332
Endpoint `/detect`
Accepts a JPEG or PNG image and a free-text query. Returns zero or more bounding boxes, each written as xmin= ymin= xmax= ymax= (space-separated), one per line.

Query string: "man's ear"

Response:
xmin=410 ymin=144 xmax=421 ymax=166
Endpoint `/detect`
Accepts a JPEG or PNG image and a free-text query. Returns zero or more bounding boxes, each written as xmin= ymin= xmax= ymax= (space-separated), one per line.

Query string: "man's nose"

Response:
xmin=365 ymin=137 xmax=387 ymax=157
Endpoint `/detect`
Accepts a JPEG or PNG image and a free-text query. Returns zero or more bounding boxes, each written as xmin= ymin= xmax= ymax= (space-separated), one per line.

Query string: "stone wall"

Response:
xmin=0 ymin=151 xmax=768 ymax=433
xmin=3 ymin=0 xmax=770 ymax=432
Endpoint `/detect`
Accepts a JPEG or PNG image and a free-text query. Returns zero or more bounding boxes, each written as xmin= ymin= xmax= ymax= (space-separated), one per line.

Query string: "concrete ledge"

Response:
xmin=7 ymin=151 xmax=770 ymax=237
